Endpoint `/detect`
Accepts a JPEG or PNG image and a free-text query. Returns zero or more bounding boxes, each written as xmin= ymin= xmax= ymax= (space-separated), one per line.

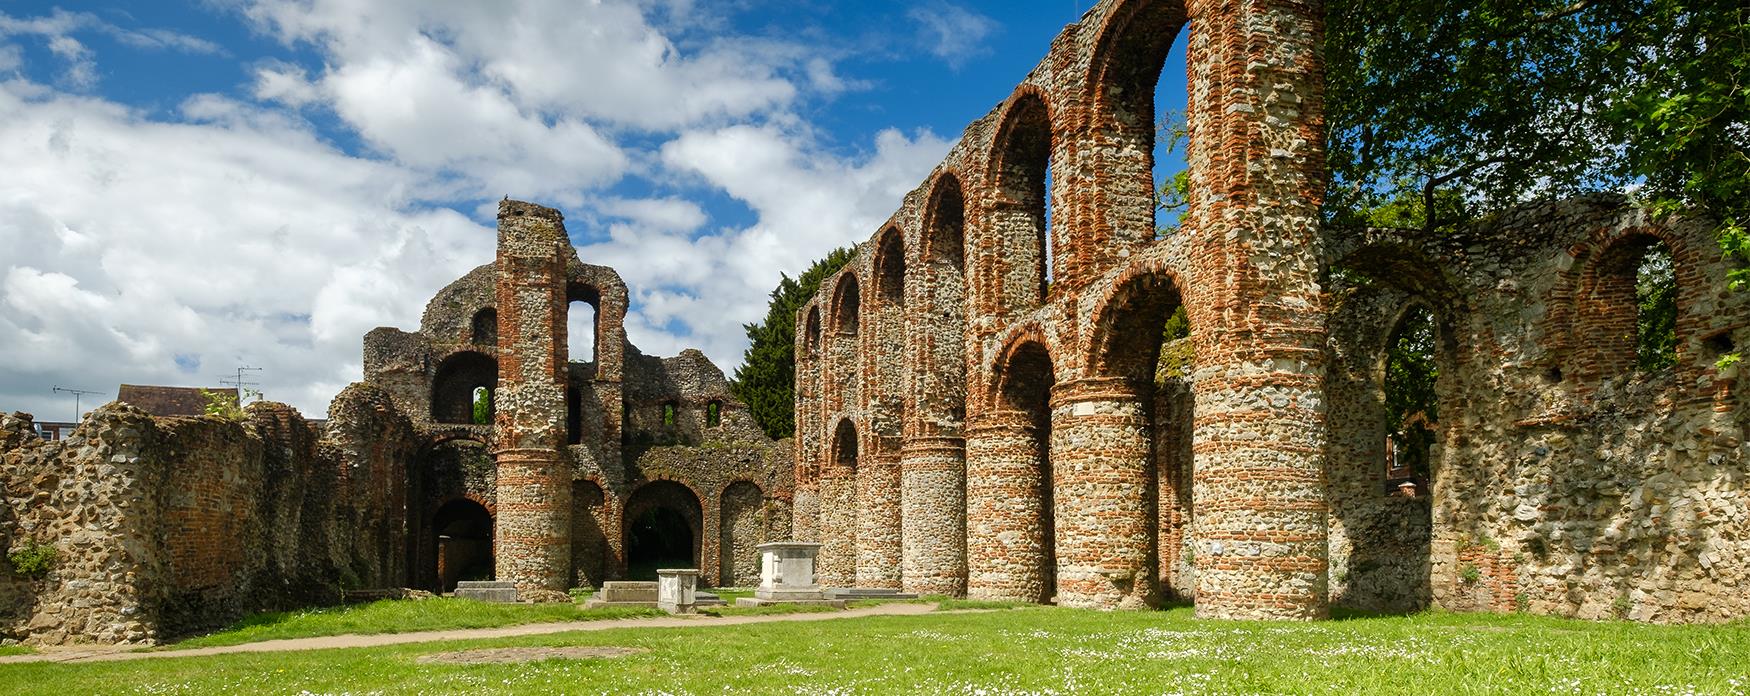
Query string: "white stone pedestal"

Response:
xmin=657 ymin=569 xmax=700 ymax=614
xmin=737 ymin=542 xmax=845 ymax=608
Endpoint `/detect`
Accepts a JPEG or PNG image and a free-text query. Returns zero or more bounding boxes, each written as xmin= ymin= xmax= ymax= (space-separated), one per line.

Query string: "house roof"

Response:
xmin=116 ymin=385 xmax=236 ymax=418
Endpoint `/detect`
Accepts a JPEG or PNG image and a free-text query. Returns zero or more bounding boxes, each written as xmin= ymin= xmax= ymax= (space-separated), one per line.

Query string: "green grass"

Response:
xmin=4 ymin=606 xmax=1747 ymax=694
xmin=700 ymin=603 xmax=841 ymax=617
xmin=0 ymin=646 xmax=31 ymax=656
xmin=159 ymin=598 xmax=662 ymax=649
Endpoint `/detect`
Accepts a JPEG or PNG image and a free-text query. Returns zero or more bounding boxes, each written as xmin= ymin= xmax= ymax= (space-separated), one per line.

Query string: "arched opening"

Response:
xmin=871 ymin=227 xmax=907 ymax=441
xmin=567 ymin=284 xmax=601 ymax=364
xmin=1152 ymin=24 xmax=1192 ymax=235
xmin=661 ymin=401 xmax=678 ymax=428
xmin=705 ymin=400 xmax=722 ymax=428
xmin=624 ymin=481 xmax=702 ymax=581
xmin=1576 ymin=235 xmax=1680 ymax=379
xmin=1088 ymin=271 xmax=1193 ymax=600
xmin=1090 ymin=0 xmax=1193 ymax=246
xmin=471 ymin=387 xmax=492 ymax=425
xmin=431 ymin=352 xmax=498 ymax=424
xmin=990 ymin=92 xmax=1052 ymax=312
xmin=804 ymin=305 xmax=822 ymax=357
xmin=831 ymin=273 xmax=861 ymax=335
xmin=1385 ymin=305 xmax=1439 ymax=485
xmin=996 ymin=340 xmax=1057 ymax=603
xmin=720 ymin=481 xmax=765 ymax=586
xmin=469 ymin=307 xmax=497 ymax=346
xmin=922 ymin=173 xmax=969 ymax=433
xmin=432 ymin=498 xmax=493 ymax=593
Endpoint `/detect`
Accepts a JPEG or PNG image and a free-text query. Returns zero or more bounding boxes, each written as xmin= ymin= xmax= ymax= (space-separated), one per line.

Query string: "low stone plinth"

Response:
xmin=582 ymin=581 xmax=660 ymax=609
xmin=657 ymin=569 xmax=700 ymax=614
xmin=824 ymin=588 xmax=920 ymax=601
xmin=454 ymin=581 xmax=518 ymax=603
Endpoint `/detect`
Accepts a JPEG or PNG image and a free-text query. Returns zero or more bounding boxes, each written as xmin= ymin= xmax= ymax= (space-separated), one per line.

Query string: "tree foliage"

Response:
xmin=1636 ymin=244 xmax=1679 ymax=371
xmin=731 ymin=247 xmax=855 ymax=440
xmin=1385 ymin=306 xmax=1440 ymax=477
xmin=1325 ymin=0 xmax=1748 ymax=244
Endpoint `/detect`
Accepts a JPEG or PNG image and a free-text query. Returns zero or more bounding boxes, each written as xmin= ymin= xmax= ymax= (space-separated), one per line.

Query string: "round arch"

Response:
xmin=830 ymin=272 xmax=862 ymax=335
xmin=623 ymin=480 xmax=704 ymax=581
xmin=986 ymin=87 xmax=1054 ymax=314
xmin=431 ymin=497 xmax=494 ymax=593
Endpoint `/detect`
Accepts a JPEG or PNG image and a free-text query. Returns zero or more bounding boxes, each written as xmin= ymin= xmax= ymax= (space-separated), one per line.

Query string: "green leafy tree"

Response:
xmin=471 ymin=387 xmax=492 ymax=425
xmin=731 ymin=247 xmax=856 ymax=440
xmin=1325 ymin=0 xmax=1747 ymax=361
xmin=1385 ymin=306 xmax=1439 ymax=477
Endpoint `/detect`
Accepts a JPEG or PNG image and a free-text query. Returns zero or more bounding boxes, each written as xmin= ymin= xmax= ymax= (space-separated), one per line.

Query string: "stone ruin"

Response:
xmin=1 ymin=0 xmax=1746 ymax=648
xmin=0 ymin=200 xmax=791 ymax=644
xmin=791 ymin=0 xmax=1749 ymax=622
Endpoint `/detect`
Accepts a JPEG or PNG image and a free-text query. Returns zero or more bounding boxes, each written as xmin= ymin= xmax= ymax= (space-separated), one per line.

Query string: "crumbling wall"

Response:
xmin=1325 ymin=199 xmax=1750 ymax=623
xmin=0 ymin=383 xmax=418 ymax=645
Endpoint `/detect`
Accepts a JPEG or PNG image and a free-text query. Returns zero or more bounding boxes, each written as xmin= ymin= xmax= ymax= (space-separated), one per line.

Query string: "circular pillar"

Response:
xmin=900 ymin=436 xmax=967 ymax=596
xmin=1049 ymin=377 xmax=1155 ymax=610
xmin=965 ymin=411 xmax=1051 ymax=602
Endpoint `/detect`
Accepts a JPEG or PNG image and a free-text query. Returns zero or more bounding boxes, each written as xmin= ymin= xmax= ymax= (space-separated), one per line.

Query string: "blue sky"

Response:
xmin=0 ymin=0 xmax=1189 ymax=419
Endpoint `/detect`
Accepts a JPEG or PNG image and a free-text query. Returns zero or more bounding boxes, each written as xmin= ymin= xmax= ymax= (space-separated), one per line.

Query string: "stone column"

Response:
xmin=900 ymin=436 xmax=967 ymax=596
xmin=1183 ymin=0 xmax=1330 ymax=620
xmin=1049 ymin=377 xmax=1154 ymax=610
xmin=856 ymin=447 xmax=903 ymax=588
xmin=493 ymin=200 xmax=573 ymax=593
xmin=964 ymin=410 xmax=1050 ymax=602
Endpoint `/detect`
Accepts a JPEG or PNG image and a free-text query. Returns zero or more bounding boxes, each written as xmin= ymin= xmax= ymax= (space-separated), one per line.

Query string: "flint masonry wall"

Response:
xmin=796 ymin=0 xmax=1332 ymax=618
xmin=1325 ymin=198 xmax=1750 ymax=623
xmin=0 ymin=384 xmax=416 ymax=645
xmin=793 ymin=0 xmax=1748 ymax=624
xmin=374 ymin=201 xmax=791 ymax=593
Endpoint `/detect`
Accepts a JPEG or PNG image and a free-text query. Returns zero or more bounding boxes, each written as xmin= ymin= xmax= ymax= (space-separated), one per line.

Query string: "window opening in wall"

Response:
xmin=706 ymin=400 xmax=722 ymax=428
xmin=1385 ymin=305 xmax=1438 ymax=484
xmin=662 ymin=401 xmax=677 ymax=427
xmin=1153 ymin=25 xmax=1192 ymax=237
xmin=470 ymin=307 xmax=497 ymax=345
xmin=569 ymin=300 xmax=597 ymax=364
xmin=471 ymin=386 xmax=492 ymax=425
xmin=1635 ymin=243 xmax=1677 ymax=372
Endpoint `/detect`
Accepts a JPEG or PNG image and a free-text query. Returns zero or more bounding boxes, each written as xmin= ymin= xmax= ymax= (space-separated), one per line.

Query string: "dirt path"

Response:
xmin=0 ymin=602 xmax=939 ymax=665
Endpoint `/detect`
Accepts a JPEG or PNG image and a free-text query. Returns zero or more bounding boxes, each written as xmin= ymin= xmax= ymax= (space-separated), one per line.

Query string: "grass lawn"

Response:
xmin=0 ymin=646 xmax=30 ymax=657
xmin=160 ymin=598 xmax=662 ymax=649
xmin=4 ymin=606 xmax=1747 ymax=694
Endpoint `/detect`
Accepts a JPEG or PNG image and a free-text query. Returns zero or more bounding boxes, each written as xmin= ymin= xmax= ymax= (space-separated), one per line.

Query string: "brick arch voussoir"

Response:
xmin=980 ymin=322 xmax=1063 ymax=412
xmin=828 ymin=270 xmax=863 ymax=335
xmin=983 ymin=83 xmax=1058 ymax=199
xmin=1085 ymin=255 xmax=1197 ymax=377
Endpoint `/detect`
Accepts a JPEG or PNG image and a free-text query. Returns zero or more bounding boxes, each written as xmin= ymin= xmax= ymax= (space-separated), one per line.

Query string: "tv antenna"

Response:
xmin=219 ymin=365 xmax=264 ymax=402
xmin=51 ymin=385 xmax=102 ymax=421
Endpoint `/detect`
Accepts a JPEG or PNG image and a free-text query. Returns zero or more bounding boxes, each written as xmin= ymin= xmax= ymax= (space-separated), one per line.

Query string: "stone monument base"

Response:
xmin=582 ymin=581 xmax=658 ymax=608
xmin=453 ymin=581 xmax=518 ymax=603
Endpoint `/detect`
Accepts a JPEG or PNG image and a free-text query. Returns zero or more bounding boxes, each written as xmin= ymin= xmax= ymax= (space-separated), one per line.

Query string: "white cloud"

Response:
xmin=0 ymin=81 xmax=491 ymax=419
xmin=908 ymin=3 xmax=998 ymax=68
xmin=0 ymin=0 xmax=954 ymax=422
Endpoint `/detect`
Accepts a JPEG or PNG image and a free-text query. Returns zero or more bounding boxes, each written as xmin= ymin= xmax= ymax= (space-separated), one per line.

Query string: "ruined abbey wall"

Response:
xmin=366 ymin=200 xmax=792 ymax=595
xmin=796 ymin=0 xmax=1332 ymax=619
xmin=0 ymin=385 xmax=415 ymax=644
xmin=793 ymin=0 xmax=1749 ymax=623
xmin=1326 ymin=199 xmax=1750 ymax=623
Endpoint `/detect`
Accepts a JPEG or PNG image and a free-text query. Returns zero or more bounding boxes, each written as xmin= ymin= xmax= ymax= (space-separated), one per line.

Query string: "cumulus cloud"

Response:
xmin=0 ymin=81 xmax=491 ymax=418
xmin=908 ymin=3 xmax=999 ymax=68
xmin=0 ymin=1 xmax=952 ymax=420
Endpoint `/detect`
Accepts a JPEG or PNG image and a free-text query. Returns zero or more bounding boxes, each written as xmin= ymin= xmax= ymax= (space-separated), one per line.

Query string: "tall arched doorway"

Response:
xmin=432 ymin=498 xmax=493 ymax=593
xmin=623 ymin=481 xmax=702 ymax=580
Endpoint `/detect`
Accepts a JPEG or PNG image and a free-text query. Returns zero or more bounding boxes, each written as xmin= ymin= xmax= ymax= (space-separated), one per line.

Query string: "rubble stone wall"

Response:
xmin=0 ymin=384 xmax=416 ymax=644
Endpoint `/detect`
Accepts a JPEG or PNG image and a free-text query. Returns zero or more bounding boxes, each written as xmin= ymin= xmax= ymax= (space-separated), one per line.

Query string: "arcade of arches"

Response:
xmin=792 ymin=0 xmax=1750 ymax=624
